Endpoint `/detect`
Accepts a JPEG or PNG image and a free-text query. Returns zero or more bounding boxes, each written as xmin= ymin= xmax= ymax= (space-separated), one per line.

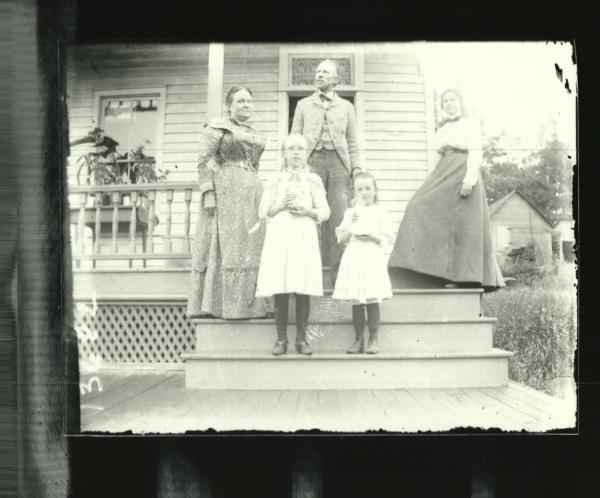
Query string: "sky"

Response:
xmin=414 ymin=41 xmax=577 ymax=163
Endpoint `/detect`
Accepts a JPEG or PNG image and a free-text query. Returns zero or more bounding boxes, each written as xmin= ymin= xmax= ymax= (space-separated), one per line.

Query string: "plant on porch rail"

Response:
xmin=71 ymin=127 xmax=169 ymax=187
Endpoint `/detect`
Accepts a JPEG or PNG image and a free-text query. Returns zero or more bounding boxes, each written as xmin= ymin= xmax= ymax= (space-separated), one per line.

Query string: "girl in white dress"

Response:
xmin=333 ymin=172 xmax=393 ymax=354
xmin=256 ymin=134 xmax=330 ymax=356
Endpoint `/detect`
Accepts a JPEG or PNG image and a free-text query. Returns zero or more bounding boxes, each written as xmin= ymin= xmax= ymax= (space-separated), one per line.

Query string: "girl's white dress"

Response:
xmin=255 ymin=170 xmax=330 ymax=297
xmin=333 ymin=204 xmax=393 ymax=304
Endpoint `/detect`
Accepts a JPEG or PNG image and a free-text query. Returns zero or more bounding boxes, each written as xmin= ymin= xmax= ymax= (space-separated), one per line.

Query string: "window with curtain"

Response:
xmin=99 ymin=95 xmax=160 ymax=155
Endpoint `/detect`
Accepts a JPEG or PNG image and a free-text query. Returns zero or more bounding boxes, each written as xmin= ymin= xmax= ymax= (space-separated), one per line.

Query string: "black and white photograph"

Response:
xmin=66 ymin=41 xmax=577 ymax=433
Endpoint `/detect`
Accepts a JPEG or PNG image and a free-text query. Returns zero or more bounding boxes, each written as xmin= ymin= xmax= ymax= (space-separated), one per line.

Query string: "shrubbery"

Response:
xmin=482 ymin=263 xmax=577 ymax=397
xmin=500 ymin=260 xmax=547 ymax=285
xmin=499 ymin=246 xmax=547 ymax=285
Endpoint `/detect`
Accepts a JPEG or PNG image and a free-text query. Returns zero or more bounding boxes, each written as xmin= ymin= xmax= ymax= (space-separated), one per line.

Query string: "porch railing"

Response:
xmin=69 ymin=182 xmax=199 ymax=268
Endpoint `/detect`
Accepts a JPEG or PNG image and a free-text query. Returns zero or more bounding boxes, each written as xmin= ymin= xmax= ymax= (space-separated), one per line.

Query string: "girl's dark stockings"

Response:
xmin=274 ymin=293 xmax=311 ymax=343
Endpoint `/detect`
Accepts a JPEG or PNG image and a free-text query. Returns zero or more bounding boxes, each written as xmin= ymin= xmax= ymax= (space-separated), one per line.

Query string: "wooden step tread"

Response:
xmin=191 ymin=317 xmax=497 ymax=325
xmin=182 ymin=348 xmax=514 ymax=361
xmin=184 ymin=350 xmax=512 ymax=389
xmin=75 ymin=288 xmax=484 ymax=302
xmin=322 ymin=288 xmax=484 ymax=295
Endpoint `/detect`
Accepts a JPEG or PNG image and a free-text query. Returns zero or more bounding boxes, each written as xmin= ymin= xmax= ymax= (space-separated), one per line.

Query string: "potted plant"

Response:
xmin=70 ymin=128 xmax=168 ymax=246
xmin=121 ymin=140 xmax=168 ymax=209
xmin=71 ymin=129 xmax=168 ymax=197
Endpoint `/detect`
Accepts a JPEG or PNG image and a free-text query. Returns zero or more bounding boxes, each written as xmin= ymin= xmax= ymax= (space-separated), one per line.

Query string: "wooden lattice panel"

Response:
xmin=75 ymin=303 xmax=195 ymax=363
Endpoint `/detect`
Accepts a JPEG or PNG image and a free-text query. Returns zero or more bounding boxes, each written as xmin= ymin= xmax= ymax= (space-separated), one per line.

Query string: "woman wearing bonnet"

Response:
xmin=388 ymin=89 xmax=504 ymax=291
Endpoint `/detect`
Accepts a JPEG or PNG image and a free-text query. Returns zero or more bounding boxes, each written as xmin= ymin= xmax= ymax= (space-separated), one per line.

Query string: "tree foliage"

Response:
xmin=481 ymin=132 xmax=573 ymax=225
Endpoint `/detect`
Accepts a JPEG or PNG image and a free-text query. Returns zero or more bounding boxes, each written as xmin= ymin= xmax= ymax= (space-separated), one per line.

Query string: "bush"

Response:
xmin=500 ymin=260 xmax=547 ymax=286
xmin=482 ymin=265 xmax=577 ymax=396
xmin=499 ymin=246 xmax=553 ymax=285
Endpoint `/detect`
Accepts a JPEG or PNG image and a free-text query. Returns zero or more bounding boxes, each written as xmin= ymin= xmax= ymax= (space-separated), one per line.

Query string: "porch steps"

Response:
xmin=288 ymin=288 xmax=483 ymax=321
xmin=183 ymin=287 xmax=513 ymax=390
xmin=181 ymin=350 xmax=512 ymax=390
xmin=191 ymin=318 xmax=496 ymax=354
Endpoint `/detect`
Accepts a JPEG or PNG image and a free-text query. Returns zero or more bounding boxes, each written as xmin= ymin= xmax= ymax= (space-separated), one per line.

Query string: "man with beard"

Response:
xmin=291 ymin=59 xmax=362 ymax=284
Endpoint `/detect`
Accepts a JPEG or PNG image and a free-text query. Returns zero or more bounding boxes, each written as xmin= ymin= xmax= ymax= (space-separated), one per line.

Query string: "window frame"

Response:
xmin=495 ymin=225 xmax=512 ymax=249
xmin=92 ymin=87 xmax=167 ymax=168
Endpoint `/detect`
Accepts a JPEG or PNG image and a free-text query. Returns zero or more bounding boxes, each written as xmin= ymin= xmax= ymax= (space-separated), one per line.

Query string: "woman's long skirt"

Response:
xmin=388 ymin=151 xmax=504 ymax=291
xmin=187 ymin=165 xmax=270 ymax=318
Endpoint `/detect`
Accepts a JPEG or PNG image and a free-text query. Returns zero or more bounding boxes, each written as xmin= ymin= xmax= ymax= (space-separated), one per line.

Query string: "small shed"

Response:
xmin=488 ymin=190 xmax=555 ymax=265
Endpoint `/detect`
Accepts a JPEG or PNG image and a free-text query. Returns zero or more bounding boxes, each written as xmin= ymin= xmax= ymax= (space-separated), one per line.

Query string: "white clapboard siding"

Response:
xmin=365 ymin=72 xmax=425 ymax=83
xmin=164 ymin=113 xmax=210 ymax=124
xmin=365 ymin=121 xmax=427 ymax=132
xmin=67 ymin=106 xmax=93 ymax=118
xmin=364 ymin=131 xmax=428 ymax=142
xmin=167 ymin=84 xmax=206 ymax=95
xmin=364 ymin=101 xmax=426 ymax=113
xmin=365 ymin=150 xmax=429 ymax=161
xmin=364 ymin=52 xmax=429 ymax=233
xmin=370 ymin=169 xmax=428 ymax=180
xmin=164 ymin=123 xmax=208 ymax=134
xmin=66 ymin=44 xmax=432 ymax=248
xmin=157 ymin=45 xmax=280 ymax=237
xmin=166 ymin=93 xmax=206 ymax=104
xmin=165 ymin=102 xmax=207 ymax=114
xmin=366 ymin=92 xmax=426 ymax=103
xmin=365 ymin=82 xmax=424 ymax=93
xmin=66 ymin=45 xmax=210 ymax=242
xmin=363 ymin=62 xmax=421 ymax=75
xmin=223 ymin=45 xmax=280 ymax=178
xmin=364 ymin=112 xmax=427 ymax=123
xmin=366 ymin=141 xmax=429 ymax=151
xmin=66 ymin=47 xmax=208 ymax=146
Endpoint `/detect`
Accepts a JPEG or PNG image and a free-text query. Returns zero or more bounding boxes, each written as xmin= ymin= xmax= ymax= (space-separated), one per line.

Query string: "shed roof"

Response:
xmin=488 ymin=190 xmax=554 ymax=227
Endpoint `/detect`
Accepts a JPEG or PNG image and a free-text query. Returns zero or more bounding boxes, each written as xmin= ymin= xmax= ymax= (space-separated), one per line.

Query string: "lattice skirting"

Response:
xmin=74 ymin=303 xmax=195 ymax=364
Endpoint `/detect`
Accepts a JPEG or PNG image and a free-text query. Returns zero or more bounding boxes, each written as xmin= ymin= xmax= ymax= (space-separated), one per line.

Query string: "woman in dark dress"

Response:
xmin=388 ymin=89 xmax=504 ymax=291
xmin=187 ymin=86 xmax=270 ymax=318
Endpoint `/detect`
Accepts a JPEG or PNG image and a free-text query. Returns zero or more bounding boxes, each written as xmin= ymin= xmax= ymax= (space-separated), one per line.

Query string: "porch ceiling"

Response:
xmin=68 ymin=43 xmax=210 ymax=69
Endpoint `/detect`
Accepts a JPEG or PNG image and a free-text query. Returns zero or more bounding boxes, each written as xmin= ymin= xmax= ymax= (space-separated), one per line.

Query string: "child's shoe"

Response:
xmin=366 ymin=331 xmax=379 ymax=354
xmin=347 ymin=337 xmax=364 ymax=354
xmin=272 ymin=340 xmax=288 ymax=356
xmin=295 ymin=340 xmax=312 ymax=356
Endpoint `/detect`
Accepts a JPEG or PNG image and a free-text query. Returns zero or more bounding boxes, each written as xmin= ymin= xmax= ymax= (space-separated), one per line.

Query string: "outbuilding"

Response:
xmin=488 ymin=190 xmax=555 ymax=265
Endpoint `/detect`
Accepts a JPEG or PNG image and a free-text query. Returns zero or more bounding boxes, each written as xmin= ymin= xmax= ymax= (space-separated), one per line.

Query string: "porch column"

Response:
xmin=206 ymin=43 xmax=225 ymax=121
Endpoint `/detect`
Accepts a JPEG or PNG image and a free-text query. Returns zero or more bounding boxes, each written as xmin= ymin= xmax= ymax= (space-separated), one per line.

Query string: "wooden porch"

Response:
xmin=80 ymin=369 xmax=575 ymax=433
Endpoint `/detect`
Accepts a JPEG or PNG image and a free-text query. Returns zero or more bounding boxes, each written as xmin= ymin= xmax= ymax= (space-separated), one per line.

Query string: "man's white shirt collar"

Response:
xmin=317 ymin=89 xmax=335 ymax=101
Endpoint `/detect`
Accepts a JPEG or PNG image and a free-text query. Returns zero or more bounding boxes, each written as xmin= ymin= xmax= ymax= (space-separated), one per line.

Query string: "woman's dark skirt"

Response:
xmin=388 ymin=151 xmax=504 ymax=291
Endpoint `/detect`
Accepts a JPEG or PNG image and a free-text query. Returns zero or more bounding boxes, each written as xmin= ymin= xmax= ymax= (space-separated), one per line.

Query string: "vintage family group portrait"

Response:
xmin=66 ymin=42 xmax=577 ymax=433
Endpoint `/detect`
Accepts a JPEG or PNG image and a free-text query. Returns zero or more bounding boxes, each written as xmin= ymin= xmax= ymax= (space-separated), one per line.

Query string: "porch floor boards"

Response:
xmin=79 ymin=369 xmax=576 ymax=433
